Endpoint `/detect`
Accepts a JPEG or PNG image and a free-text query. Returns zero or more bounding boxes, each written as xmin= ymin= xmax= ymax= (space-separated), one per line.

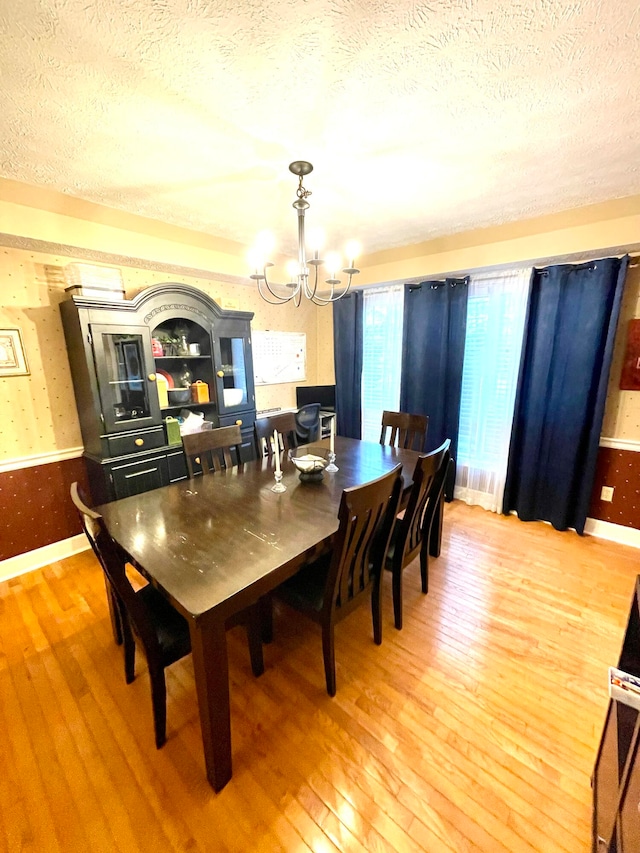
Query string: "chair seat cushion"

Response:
xmin=276 ymin=553 xmax=331 ymax=613
xmin=137 ymin=584 xmax=191 ymax=664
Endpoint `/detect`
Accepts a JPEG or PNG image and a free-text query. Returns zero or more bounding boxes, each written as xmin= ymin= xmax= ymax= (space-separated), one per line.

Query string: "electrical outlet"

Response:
xmin=601 ymin=485 xmax=614 ymax=502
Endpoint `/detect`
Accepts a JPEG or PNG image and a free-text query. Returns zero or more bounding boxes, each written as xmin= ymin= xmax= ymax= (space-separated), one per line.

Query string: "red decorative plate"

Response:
xmin=157 ymin=368 xmax=174 ymax=388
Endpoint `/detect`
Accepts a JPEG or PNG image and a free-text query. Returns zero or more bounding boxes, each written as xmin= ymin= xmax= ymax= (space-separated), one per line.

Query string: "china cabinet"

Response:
xmin=60 ymin=282 xmax=256 ymax=503
xmin=593 ymin=577 xmax=640 ymax=852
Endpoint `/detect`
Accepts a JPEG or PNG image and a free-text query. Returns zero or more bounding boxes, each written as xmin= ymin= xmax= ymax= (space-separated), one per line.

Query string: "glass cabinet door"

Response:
xmin=91 ymin=324 xmax=161 ymax=433
xmin=215 ymin=330 xmax=254 ymax=412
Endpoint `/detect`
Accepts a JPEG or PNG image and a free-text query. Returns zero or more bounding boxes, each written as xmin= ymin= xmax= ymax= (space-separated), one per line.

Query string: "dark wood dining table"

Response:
xmin=97 ymin=435 xmax=423 ymax=791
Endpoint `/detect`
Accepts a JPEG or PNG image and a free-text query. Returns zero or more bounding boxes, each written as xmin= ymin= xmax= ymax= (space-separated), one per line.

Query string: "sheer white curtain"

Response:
xmin=455 ymin=268 xmax=532 ymax=512
xmin=361 ymin=284 xmax=404 ymax=443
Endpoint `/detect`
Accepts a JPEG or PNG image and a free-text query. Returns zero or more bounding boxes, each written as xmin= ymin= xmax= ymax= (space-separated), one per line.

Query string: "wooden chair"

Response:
xmin=254 ymin=412 xmax=298 ymax=457
xmin=379 ymin=410 xmax=429 ymax=452
xmin=70 ymin=482 xmax=264 ymax=748
xmin=271 ymin=463 xmax=403 ymax=696
xmin=385 ymin=439 xmax=451 ymax=629
xmin=295 ymin=403 xmax=321 ymax=444
xmin=182 ymin=424 xmax=243 ymax=477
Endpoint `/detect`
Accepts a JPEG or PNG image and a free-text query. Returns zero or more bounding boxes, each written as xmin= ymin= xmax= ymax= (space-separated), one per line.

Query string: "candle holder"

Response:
xmin=271 ymin=470 xmax=286 ymax=492
xmin=326 ymin=451 xmax=339 ymax=473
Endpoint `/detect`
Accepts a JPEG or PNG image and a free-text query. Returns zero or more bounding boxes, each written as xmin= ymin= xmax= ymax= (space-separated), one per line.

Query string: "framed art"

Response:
xmin=0 ymin=328 xmax=30 ymax=376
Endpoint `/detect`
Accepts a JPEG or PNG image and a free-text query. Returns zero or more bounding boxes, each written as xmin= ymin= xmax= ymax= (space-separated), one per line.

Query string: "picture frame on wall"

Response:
xmin=0 ymin=328 xmax=30 ymax=376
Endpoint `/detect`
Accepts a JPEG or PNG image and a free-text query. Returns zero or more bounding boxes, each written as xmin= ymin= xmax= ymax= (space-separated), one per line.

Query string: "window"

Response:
xmin=361 ymin=285 xmax=404 ymax=443
xmin=455 ymin=268 xmax=531 ymax=511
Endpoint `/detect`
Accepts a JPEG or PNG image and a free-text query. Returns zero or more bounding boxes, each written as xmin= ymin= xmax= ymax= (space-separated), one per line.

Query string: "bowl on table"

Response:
xmin=288 ymin=447 xmax=330 ymax=482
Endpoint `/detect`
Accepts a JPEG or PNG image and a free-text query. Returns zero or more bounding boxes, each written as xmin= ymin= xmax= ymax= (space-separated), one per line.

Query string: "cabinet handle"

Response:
xmin=217 ymin=370 xmax=224 ymax=378
xmin=148 ymin=373 xmax=156 ymax=382
xmin=135 ymin=438 xmax=144 ymax=447
xmin=235 ymin=419 xmax=243 ymax=426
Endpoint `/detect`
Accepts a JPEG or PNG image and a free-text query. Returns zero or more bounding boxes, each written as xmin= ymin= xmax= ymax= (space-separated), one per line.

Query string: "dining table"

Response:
xmin=97 ymin=435 xmax=424 ymax=791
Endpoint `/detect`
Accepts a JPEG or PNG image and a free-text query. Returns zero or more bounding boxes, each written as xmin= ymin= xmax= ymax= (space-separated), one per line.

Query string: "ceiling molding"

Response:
xmin=0 ymin=232 xmax=253 ymax=287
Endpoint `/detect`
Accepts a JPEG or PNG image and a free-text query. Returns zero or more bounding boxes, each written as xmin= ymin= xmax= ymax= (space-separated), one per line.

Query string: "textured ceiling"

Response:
xmin=1 ymin=0 xmax=639 ymax=260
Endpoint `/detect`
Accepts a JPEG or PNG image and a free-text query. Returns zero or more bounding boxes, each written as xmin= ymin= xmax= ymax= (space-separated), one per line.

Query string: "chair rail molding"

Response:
xmin=600 ymin=437 xmax=640 ymax=452
xmin=0 ymin=446 xmax=84 ymax=473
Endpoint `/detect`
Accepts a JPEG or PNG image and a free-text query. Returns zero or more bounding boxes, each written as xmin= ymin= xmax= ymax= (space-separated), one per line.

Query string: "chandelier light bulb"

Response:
xmin=255 ymin=229 xmax=275 ymax=258
xmin=308 ymin=227 xmax=325 ymax=255
xmin=345 ymin=240 xmax=361 ymax=268
xmin=325 ymin=252 xmax=341 ymax=279
xmin=286 ymin=260 xmax=299 ymax=282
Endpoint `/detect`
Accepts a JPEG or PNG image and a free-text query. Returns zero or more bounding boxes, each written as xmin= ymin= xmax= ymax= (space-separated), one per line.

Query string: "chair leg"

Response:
xmin=429 ymin=495 xmax=444 ymax=558
xmin=122 ymin=615 xmax=136 ymax=684
xmin=105 ymin=582 xmax=123 ymax=645
xmin=258 ymin=595 xmax=273 ymax=644
xmin=149 ymin=665 xmax=167 ymax=749
xmin=244 ymin=604 xmax=265 ymax=677
xmin=392 ymin=567 xmax=403 ymax=630
xmin=321 ymin=623 xmax=337 ymax=697
xmin=420 ymin=548 xmax=429 ymax=595
xmin=371 ymin=577 xmax=383 ymax=645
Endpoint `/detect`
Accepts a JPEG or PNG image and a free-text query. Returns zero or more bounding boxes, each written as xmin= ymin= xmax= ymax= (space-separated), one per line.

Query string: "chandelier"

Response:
xmin=249 ymin=161 xmax=361 ymax=306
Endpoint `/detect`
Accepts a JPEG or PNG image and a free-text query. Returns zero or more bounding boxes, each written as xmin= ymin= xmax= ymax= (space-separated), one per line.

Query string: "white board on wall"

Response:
xmin=253 ymin=331 xmax=306 ymax=385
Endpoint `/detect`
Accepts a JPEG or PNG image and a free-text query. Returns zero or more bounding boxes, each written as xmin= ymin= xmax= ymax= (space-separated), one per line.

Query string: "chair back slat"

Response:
xmin=295 ymin=403 xmax=322 ymax=443
xmin=380 ymin=410 xmax=429 ymax=452
xmin=326 ymin=464 xmax=402 ymax=615
xmin=182 ymin=425 xmax=242 ymax=477
xmin=254 ymin=412 xmax=298 ymax=457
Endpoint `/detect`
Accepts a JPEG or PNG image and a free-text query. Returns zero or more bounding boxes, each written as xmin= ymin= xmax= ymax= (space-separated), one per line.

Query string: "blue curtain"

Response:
xmin=333 ymin=291 xmax=363 ymax=438
xmin=400 ymin=278 xmax=469 ymax=497
xmin=503 ymin=257 xmax=628 ymax=533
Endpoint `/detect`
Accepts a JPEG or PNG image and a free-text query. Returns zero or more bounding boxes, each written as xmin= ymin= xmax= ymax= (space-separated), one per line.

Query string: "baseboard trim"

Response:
xmin=0 ymin=535 xmax=89 ymax=583
xmin=584 ymin=517 xmax=640 ymax=548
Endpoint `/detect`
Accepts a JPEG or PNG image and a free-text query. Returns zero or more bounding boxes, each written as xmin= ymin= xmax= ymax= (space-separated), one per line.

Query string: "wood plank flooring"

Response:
xmin=0 ymin=501 xmax=637 ymax=852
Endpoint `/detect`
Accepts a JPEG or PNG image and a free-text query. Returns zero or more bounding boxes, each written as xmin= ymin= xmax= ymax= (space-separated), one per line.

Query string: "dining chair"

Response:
xmin=271 ymin=463 xmax=403 ymax=696
xmin=379 ymin=410 xmax=429 ymax=452
xmin=385 ymin=439 xmax=451 ymax=629
xmin=254 ymin=412 xmax=298 ymax=457
xmin=182 ymin=424 xmax=243 ymax=477
xmin=70 ymin=482 xmax=264 ymax=748
xmin=295 ymin=403 xmax=321 ymax=444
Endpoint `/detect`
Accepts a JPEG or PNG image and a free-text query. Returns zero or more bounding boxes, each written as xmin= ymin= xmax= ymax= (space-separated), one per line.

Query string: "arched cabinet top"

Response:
xmin=68 ymin=281 xmax=254 ymax=325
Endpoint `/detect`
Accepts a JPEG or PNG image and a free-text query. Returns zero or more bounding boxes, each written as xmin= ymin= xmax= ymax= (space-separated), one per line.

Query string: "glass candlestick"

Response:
xmin=271 ymin=470 xmax=286 ymax=492
xmin=326 ymin=451 xmax=339 ymax=473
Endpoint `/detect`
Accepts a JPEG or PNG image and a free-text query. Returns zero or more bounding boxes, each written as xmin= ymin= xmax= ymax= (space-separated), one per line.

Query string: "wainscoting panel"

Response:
xmin=0 ymin=455 xmax=89 ymax=561
xmin=589 ymin=445 xmax=640 ymax=529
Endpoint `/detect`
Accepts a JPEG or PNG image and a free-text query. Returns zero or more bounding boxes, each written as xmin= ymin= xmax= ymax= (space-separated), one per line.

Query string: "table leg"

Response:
xmin=189 ymin=617 xmax=232 ymax=791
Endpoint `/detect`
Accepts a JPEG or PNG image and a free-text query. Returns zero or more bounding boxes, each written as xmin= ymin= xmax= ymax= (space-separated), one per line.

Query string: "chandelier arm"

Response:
xmin=311 ymin=274 xmax=354 ymax=305
xmin=306 ymin=264 xmax=319 ymax=301
xmin=258 ymin=269 xmax=296 ymax=304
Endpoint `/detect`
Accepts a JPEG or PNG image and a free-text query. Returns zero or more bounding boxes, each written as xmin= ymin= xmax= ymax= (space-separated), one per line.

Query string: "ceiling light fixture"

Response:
xmin=249 ymin=161 xmax=361 ymax=306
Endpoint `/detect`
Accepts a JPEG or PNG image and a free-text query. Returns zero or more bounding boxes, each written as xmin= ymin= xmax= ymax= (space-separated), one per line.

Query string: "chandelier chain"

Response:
xmin=296 ymin=175 xmax=312 ymax=200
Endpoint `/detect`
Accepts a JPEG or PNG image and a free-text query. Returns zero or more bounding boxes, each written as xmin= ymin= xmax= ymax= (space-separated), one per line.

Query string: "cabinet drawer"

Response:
xmin=106 ymin=426 xmax=165 ymax=457
xmin=109 ymin=454 xmax=168 ymax=500
xmin=219 ymin=410 xmax=256 ymax=463
xmin=167 ymin=448 xmax=188 ymax=482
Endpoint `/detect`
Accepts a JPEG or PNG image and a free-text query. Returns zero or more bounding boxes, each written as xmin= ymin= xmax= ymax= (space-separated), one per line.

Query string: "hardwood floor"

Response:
xmin=0 ymin=501 xmax=636 ymax=852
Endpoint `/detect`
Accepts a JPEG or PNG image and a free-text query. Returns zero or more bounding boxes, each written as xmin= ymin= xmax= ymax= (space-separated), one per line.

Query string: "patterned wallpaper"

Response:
xmin=0 ymin=243 xmax=329 ymax=462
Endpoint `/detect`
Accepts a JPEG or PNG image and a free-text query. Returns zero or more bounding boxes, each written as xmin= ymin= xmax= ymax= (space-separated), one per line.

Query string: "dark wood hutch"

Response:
xmin=60 ymin=282 xmax=256 ymax=504
xmin=593 ymin=577 xmax=640 ymax=851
